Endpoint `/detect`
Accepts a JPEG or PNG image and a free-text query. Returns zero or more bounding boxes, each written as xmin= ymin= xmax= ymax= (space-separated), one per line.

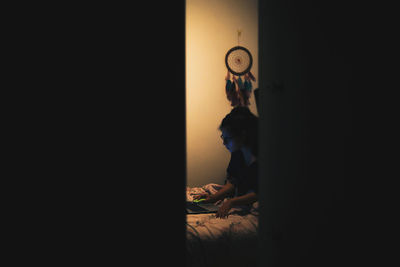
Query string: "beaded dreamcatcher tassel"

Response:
xmin=225 ymin=71 xmax=257 ymax=107
xmin=225 ymin=70 xmax=238 ymax=106
xmin=233 ymin=75 xmax=246 ymax=107
xmin=242 ymin=73 xmax=253 ymax=106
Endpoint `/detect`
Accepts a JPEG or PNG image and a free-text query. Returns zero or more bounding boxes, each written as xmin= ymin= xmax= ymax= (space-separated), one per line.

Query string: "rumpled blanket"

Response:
xmin=186 ymin=184 xmax=259 ymax=267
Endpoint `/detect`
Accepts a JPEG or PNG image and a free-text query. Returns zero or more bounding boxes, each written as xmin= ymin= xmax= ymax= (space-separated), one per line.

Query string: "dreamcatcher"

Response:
xmin=225 ymin=30 xmax=256 ymax=107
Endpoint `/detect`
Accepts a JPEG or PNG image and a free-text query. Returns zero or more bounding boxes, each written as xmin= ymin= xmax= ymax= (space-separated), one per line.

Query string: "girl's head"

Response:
xmin=219 ymin=107 xmax=258 ymax=155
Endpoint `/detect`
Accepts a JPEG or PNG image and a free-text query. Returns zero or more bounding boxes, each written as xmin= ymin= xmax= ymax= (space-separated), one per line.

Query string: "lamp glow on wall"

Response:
xmin=186 ymin=0 xmax=258 ymax=187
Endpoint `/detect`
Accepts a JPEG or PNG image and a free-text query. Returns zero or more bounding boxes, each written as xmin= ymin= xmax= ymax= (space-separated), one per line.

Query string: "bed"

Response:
xmin=186 ymin=183 xmax=259 ymax=267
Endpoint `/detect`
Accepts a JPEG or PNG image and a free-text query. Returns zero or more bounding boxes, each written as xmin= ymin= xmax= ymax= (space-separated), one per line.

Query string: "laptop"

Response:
xmin=186 ymin=201 xmax=220 ymax=214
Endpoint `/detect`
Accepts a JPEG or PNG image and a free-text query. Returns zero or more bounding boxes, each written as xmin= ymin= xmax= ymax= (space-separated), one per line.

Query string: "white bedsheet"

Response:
xmin=186 ymin=184 xmax=259 ymax=267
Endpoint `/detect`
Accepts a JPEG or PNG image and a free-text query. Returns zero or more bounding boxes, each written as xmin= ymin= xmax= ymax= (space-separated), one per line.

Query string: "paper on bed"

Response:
xmin=186 ymin=183 xmax=223 ymax=202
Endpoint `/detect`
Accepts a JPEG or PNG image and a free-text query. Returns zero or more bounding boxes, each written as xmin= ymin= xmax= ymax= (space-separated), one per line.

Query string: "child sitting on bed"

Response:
xmin=194 ymin=106 xmax=258 ymax=219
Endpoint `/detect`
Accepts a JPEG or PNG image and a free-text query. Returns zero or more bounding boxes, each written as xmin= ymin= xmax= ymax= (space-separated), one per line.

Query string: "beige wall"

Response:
xmin=186 ymin=0 xmax=258 ymax=187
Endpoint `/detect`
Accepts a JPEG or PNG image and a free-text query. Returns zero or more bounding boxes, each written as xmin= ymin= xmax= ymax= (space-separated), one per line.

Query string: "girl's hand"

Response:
xmin=192 ymin=193 xmax=208 ymax=200
xmin=216 ymin=199 xmax=232 ymax=219
xmin=193 ymin=193 xmax=217 ymax=204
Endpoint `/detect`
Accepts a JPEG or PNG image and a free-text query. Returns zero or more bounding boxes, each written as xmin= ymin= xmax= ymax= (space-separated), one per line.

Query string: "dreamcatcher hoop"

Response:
xmin=225 ymin=46 xmax=253 ymax=76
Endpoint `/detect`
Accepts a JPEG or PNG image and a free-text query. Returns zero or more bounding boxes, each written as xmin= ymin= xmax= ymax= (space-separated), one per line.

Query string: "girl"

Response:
xmin=194 ymin=106 xmax=258 ymax=218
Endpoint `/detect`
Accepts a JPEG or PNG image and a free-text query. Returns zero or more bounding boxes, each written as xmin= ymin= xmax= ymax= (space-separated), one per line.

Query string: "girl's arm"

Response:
xmin=206 ymin=181 xmax=235 ymax=203
xmin=216 ymin=192 xmax=258 ymax=219
xmin=230 ymin=191 xmax=258 ymax=206
xmin=194 ymin=181 xmax=235 ymax=203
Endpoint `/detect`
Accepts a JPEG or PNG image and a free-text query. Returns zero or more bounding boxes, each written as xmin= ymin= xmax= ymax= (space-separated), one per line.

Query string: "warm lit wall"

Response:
xmin=186 ymin=0 xmax=258 ymax=187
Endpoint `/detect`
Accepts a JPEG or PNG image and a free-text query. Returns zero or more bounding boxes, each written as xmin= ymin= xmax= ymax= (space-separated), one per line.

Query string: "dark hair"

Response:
xmin=219 ymin=106 xmax=258 ymax=156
